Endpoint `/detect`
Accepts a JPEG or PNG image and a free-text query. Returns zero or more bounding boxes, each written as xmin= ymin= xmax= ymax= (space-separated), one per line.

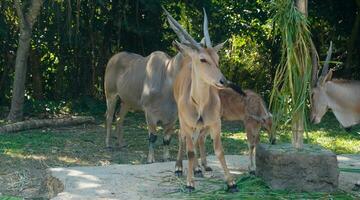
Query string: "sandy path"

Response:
xmin=50 ymin=155 xmax=360 ymax=200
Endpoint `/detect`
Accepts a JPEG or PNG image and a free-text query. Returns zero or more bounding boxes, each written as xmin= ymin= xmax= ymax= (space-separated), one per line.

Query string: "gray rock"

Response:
xmin=256 ymin=143 xmax=339 ymax=192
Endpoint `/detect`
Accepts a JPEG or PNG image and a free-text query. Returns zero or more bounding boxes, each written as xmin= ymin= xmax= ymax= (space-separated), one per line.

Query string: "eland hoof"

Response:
xmin=344 ymin=127 xmax=352 ymax=132
xmin=105 ymin=146 xmax=113 ymax=151
xmin=185 ymin=185 xmax=195 ymax=193
xmin=227 ymin=183 xmax=239 ymax=193
xmin=147 ymin=156 xmax=155 ymax=164
xmin=194 ymin=169 xmax=203 ymax=177
xmin=161 ymin=158 xmax=171 ymax=162
xmin=353 ymin=182 xmax=360 ymax=191
xmin=116 ymin=142 xmax=127 ymax=148
xmin=175 ymin=170 xmax=183 ymax=177
xmin=204 ymin=166 xmax=213 ymax=171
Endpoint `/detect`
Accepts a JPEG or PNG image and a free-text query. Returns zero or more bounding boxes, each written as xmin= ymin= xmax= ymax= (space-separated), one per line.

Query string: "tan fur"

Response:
xmin=104 ymin=51 xmax=184 ymax=163
xmin=173 ymin=46 xmax=236 ymax=188
xmin=164 ymin=8 xmax=236 ymax=190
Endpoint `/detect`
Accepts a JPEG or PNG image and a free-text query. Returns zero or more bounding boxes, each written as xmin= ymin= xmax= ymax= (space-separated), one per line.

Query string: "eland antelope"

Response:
xmin=220 ymin=89 xmax=273 ymax=172
xmin=104 ymin=37 xmax=188 ymax=163
xmin=164 ymin=8 xmax=242 ymax=192
xmin=311 ymin=42 xmax=360 ymax=129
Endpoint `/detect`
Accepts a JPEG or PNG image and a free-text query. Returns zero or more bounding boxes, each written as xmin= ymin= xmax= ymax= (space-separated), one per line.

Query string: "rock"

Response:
xmin=256 ymin=143 xmax=339 ymax=192
xmin=41 ymin=173 xmax=64 ymax=199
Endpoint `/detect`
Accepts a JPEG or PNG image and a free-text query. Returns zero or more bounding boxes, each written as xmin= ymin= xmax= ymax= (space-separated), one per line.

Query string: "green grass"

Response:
xmin=172 ymin=174 xmax=358 ymax=200
xmin=0 ymin=196 xmax=22 ymax=200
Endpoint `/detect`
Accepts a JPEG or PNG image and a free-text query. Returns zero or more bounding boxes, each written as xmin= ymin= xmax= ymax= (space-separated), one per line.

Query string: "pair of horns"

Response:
xmin=162 ymin=6 xmax=212 ymax=49
xmin=320 ymin=41 xmax=333 ymax=78
xmin=312 ymin=41 xmax=333 ymax=86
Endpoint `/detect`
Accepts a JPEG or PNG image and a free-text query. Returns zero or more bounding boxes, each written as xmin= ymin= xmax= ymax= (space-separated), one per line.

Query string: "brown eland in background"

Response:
xmin=164 ymin=8 xmax=241 ymax=192
xmin=311 ymin=41 xmax=360 ymax=129
xmin=104 ymin=39 xmax=188 ymax=163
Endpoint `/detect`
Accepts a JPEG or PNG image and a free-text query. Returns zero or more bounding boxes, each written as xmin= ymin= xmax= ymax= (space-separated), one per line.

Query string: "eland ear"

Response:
xmin=200 ymin=37 xmax=206 ymax=47
xmin=324 ymin=69 xmax=333 ymax=82
xmin=173 ymin=40 xmax=197 ymax=56
xmin=213 ymin=40 xmax=228 ymax=52
xmin=320 ymin=69 xmax=334 ymax=85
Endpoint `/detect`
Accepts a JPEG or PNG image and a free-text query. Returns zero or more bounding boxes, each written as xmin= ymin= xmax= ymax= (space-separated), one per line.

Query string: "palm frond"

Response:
xmin=270 ymin=0 xmax=313 ymax=148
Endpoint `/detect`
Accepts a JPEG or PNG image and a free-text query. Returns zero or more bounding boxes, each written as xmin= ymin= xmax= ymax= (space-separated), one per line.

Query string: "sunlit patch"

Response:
xmin=5 ymin=151 xmax=47 ymax=161
xmin=226 ymin=133 xmax=247 ymax=140
xmin=229 ymin=170 xmax=243 ymax=175
xmin=337 ymin=156 xmax=351 ymax=161
xmin=77 ymin=182 xmax=101 ymax=189
xmin=58 ymin=156 xmax=79 ymax=163
xmin=131 ymin=160 xmax=142 ymax=165
xmin=66 ymin=169 xmax=100 ymax=182
xmin=29 ymin=155 xmax=47 ymax=160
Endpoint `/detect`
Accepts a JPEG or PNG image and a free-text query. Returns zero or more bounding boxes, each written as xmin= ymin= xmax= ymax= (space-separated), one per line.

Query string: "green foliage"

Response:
xmin=22 ymin=97 xmax=106 ymax=118
xmin=270 ymin=0 xmax=313 ymax=141
xmin=0 ymin=0 xmax=276 ymax=108
xmin=0 ymin=0 xmax=359 ymax=118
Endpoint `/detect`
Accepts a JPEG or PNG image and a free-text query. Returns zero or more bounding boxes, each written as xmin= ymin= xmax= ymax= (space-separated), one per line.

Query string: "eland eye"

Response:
xmin=200 ymin=58 xmax=207 ymax=63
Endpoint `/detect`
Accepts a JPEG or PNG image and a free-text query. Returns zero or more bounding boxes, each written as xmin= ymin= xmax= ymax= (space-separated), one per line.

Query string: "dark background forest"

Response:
xmin=0 ymin=0 xmax=359 ymax=119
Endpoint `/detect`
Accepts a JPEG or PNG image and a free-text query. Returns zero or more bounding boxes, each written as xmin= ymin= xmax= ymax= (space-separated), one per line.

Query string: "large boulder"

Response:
xmin=256 ymin=143 xmax=339 ymax=192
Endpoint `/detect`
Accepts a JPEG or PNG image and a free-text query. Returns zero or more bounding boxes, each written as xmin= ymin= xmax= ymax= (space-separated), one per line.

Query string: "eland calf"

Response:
xmin=220 ymin=89 xmax=272 ymax=172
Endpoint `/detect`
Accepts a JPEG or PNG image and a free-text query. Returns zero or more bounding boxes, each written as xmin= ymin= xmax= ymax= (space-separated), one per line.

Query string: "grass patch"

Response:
xmin=173 ymin=174 xmax=358 ymax=200
xmin=275 ymin=113 xmax=360 ymax=154
xmin=0 ymin=196 xmax=22 ymax=200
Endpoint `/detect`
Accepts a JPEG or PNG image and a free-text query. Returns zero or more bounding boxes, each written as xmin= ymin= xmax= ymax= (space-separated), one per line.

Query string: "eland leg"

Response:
xmin=145 ymin=112 xmax=158 ymax=163
xmin=162 ymin=121 xmax=175 ymax=162
xmin=210 ymin=121 xmax=238 ymax=193
xmin=198 ymin=130 xmax=212 ymax=172
xmin=115 ymin=102 xmax=129 ymax=148
xmin=245 ymin=120 xmax=261 ymax=175
xmin=185 ymin=132 xmax=196 ymax=192
xmin=105 ymin=96 xmax=117 ymax=148
xmin=193 ymin=141 xmax=203 ymax=178
xmin=175 ymin=132 xmax=185 ymax=177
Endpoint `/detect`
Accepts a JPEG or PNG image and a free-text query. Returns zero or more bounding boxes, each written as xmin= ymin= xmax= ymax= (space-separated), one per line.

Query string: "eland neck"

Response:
xmin=190 ymin=63 xmax=211 ymax=112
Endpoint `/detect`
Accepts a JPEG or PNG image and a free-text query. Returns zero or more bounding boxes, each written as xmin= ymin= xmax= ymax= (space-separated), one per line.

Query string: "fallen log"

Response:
xmin=0 ymin=116 xmax=95 ymax=133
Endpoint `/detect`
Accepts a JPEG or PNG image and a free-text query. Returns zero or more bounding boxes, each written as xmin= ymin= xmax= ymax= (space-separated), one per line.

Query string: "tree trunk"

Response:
xmin=296 ymin=0 xmax=307 ymax=16
xmin=292 ymin=113 xmax=304 ymax=149
xmin=293 ymin=0 xmax=308 ymax=149
xmin=7 ymin=0 xmax=43 ymax=122
xmin=7 ymin=29 xmax=32 ymax=121
xmin=0 ymin=116 xmax=95 ymax=133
